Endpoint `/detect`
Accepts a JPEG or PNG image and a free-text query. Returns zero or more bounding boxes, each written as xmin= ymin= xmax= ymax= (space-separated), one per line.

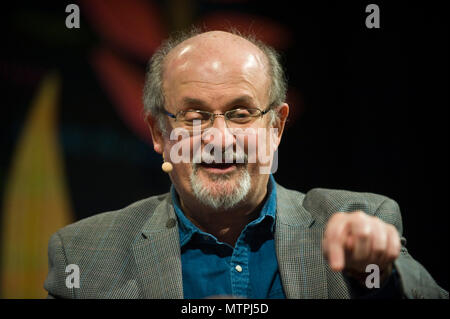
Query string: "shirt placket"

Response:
xmin=230 ymin=230 xmax=251 ymax=298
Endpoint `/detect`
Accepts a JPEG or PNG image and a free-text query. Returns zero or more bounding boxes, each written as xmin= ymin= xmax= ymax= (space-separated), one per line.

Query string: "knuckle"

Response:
xmin=390 ymin=232 xmax=401 ymax=249
xmin=372 ymin=242 xmax=385 ymax=254
xmin=392 ymin=232 xmax=401 ymax=245
xmin=387 ymin=223 xmax=398 ymax=234
xmin=375 ymin=217 xmax=387 ymax=227
xmin=354 ymin=211 xmax=368 ymax=220
xmin=355 ymin=225 xmax=372 ymax=239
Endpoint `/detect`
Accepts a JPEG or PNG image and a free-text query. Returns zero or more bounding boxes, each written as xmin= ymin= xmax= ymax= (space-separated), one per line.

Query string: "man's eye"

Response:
xmin=230 ymin=109 xmax=251 ymax=118
xmin=183 ymin=112 xmax=208 ymax=121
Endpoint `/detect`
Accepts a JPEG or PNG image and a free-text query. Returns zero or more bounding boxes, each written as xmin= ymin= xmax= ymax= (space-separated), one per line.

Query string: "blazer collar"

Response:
xmin=133 ymin=194 xmax=184 ymax=298
xmin=274 ymin=183 xmax=328 ymax=299
xmin=275 ymin=182 xmax=315 ymax=228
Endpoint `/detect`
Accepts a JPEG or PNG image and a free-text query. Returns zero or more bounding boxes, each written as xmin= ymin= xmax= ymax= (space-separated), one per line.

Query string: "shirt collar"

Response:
xmin=171 ymin=174 xmax=277 ymax=247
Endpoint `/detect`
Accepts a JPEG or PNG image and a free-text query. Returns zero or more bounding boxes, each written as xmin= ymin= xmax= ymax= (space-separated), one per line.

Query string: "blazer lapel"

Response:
xmin=275 ymin=184 xmax=329 ymax=299
xmin=132 ymin=195 xmax=184 ymax=298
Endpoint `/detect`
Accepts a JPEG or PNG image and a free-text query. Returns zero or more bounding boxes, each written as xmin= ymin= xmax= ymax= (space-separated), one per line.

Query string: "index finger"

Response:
xmin=323 ymin=213 xmax=351 ymax=271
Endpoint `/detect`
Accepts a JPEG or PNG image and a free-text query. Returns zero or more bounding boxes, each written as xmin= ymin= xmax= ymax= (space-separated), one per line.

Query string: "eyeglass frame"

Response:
xmin=162 ymin=105 xmax=274 ymax=129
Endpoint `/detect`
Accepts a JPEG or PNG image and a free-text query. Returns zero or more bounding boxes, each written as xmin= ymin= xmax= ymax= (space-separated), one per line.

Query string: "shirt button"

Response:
xmin=235 ymin=265 xmax=243 ymax=272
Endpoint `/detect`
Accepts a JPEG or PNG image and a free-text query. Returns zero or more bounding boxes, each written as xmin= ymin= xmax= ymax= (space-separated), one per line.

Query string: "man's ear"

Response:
xmin=145 ymin=113 xmax=165 ymax=154
xmin=272 ymin=103 xmax=289 ymax=147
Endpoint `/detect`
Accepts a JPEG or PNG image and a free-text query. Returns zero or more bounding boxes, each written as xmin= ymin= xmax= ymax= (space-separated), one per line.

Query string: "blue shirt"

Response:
xmin=171 ymin=174 xmax=286 ymax=299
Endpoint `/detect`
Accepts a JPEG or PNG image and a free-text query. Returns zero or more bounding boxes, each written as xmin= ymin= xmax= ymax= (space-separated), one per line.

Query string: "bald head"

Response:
xmin=143 ymin=28 xmax=287 ymax=131
xmin=165 ymin=31 xmax=269 ymax=79
xmin=167 ymin=30 xmax=267 ymax=58
xmin=162 ymin=31 xmax=271 ymax=114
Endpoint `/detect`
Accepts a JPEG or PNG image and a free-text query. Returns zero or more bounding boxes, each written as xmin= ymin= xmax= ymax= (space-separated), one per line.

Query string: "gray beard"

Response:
xmin=190 ymin=165 xmax=251 ymax=210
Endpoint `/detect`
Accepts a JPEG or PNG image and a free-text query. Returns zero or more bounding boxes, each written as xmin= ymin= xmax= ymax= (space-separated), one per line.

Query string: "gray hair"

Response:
xmin=142 ymin=27 xmax=287 ymax=133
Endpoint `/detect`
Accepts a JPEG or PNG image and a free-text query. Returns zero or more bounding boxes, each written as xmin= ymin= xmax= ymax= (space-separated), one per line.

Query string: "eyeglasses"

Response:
xmin=163 ymin=107 xmax=272 ymax=130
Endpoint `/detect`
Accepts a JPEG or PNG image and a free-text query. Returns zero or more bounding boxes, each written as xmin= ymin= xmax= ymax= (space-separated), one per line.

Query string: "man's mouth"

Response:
xmin=198 ymin=162 xmax=243 ymax=173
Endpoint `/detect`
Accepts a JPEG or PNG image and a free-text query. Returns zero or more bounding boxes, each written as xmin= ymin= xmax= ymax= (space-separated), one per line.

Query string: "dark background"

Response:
xmin=1 ymin=0 xmax=448 ymax=294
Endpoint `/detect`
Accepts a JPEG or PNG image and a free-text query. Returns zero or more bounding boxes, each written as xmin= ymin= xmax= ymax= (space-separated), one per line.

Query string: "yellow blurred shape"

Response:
xmin=1 ymin=73 xmax=73 ymax=298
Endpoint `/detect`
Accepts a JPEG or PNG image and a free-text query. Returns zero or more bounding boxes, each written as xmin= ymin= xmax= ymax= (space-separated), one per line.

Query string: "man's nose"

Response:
xmin=203 ymin=114 xmax=235 ymax=149
xmin=211 ymin=114 xmax=227 ymax=130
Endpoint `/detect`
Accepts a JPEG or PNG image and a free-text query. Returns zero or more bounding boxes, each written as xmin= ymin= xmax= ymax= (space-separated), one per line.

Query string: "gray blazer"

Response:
xmin=44 ymin=183 xmax=448 ymax=299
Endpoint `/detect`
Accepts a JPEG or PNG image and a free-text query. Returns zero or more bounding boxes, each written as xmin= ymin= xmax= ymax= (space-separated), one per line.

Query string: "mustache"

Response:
xmin=193 ymin=149 xmax=248 ymax=165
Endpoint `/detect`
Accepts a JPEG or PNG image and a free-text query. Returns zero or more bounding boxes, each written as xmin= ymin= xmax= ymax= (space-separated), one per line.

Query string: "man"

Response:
xmin=44 ymin=29 xmax=447 ymax=299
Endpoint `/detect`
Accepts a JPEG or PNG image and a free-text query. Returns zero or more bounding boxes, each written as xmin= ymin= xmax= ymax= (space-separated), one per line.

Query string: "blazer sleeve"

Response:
xmin=374 ymin=197 xmax=448 ymax=299
xmin=44 ymin=231 xmax=76 ymax=299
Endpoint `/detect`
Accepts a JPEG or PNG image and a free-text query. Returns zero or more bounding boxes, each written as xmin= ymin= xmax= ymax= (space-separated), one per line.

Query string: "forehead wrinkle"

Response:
xmin=180 ymin=94 xmax=257 ymax=110
xmin=177 ymin=78 xmax=261 ymax=103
